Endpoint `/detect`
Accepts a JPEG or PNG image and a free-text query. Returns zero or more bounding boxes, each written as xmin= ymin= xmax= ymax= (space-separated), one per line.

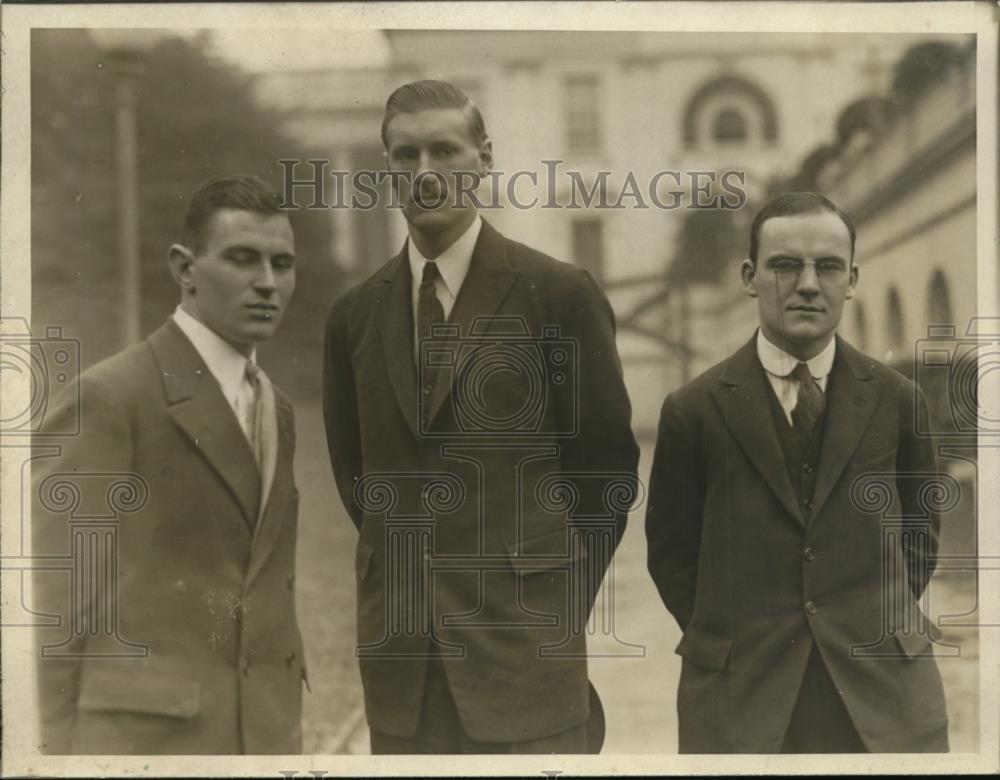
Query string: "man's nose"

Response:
xmin=796 ymin=263 xmax=820 ymax=294
xmin=253 ymin=262 xmax=276 ymax=293
xmin=417 ymin=150 xmax=436 ymax=176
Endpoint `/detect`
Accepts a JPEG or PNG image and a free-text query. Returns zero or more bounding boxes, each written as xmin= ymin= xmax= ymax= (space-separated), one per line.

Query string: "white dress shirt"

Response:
xmin=408 ymin=215 xmax=482 ymax=360
xmin=756 ymin=329 xmax=836 ymax=426
xmin=173 ymin=305 xmax=257 ymax=440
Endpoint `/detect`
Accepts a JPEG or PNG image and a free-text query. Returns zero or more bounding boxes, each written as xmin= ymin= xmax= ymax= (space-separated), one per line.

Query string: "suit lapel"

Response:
xmin=811 ymin=337 xmax=883 ymax=517
xmin=426 ymin=219 xmax=520 ymax=425
xmin=149 ymin=321 xmax=260 ymax=530
xmin=246 ymin=393 xmax=295 ymax=586
xmin=710 ymin=337 xmax=804 ymax=526
xmin=376 ymin=247 xmax=421 ymax=441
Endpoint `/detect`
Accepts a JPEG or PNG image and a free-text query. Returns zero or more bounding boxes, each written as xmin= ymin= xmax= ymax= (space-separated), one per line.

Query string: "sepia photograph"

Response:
xmin=1 ymin=2 xmax=997 ymax=776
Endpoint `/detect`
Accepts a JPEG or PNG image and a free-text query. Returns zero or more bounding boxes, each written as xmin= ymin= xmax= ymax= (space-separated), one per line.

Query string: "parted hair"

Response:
xmin=183 ymin=175 xmax=284 ymax=252
xmin=749 ymin=191 xmax=856 ymax=266
xmin=381 ymin=79 xmax=488 ymax=148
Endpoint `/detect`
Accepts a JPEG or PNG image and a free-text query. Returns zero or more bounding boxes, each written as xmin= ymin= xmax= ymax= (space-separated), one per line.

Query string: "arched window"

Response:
xmin=683 ymin=75 xmax=778 ymax=149
xmin=712 ymin=107 xmax=748 ymax=143
xmin=927 ymin=269 xmax=954 ymax=326
xmin=853 ymin=301 xmax=869 ymax=351
xmin=886 ymin=287 xmax=905 ymax=352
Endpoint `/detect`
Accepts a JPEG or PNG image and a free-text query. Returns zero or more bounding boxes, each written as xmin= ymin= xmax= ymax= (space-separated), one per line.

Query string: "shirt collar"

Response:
xmin=172 ymin=305 xmax=255 ymax=404
xmin=407 ymin=214 xmax=482 ymax=299
xmin=756 ymin=328 xmax=836 ymax=380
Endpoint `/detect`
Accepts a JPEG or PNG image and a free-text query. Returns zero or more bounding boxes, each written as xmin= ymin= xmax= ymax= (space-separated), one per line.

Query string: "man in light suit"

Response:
xmin=33 ymin=176 xmax=305 ymax=754
xmin=645 ymin=192 xmax=949 ymax=753
xmin=323 ymin=80 xmax=639 ymax=754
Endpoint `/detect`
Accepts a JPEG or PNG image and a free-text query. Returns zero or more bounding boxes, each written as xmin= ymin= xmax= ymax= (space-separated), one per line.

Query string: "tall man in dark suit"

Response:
xmin=33 ymin=176 xmax=306 ymax=754
xmin=646 ymin=192 xmax=949 ymax=753
xmin=323 ymin=80 xmax=639 ymax=754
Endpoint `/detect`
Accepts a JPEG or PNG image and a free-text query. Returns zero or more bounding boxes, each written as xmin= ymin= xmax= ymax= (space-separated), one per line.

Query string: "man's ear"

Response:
xmin=845 ymin=262 xmax=859 ymax=300
xmin=740 ymin=258 xmax=759 ymax=298
xmin=168 ymin=244 xmax=196 ymax=293
xmin=478 ymin=138 xmax=493 ymax=175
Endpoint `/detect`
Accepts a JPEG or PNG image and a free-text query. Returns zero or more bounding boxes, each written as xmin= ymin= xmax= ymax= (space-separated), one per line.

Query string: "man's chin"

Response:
xmin=405 ymin=209 xmax=456 ymax=228
xmin=783 ymin=326 xmax=836 ymax=352
xmin=236 ymin=323 xmax=280 ymax=345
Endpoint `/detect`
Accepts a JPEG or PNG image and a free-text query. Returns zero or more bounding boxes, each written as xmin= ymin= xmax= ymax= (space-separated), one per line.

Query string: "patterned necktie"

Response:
xmin=243 ymin=362 xmax=263 ymax=465
xmin=790 ymin=361 xmax=825 ymax=440
xmin=244 ymin=361 xmax=278 ymax=527
xmin=417 ymin=262 xmax=446 ymax=421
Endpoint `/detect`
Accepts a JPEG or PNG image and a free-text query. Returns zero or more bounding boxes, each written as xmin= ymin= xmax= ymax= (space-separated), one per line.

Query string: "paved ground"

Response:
xmin=292 ymin=400 xmax=979 ymax=754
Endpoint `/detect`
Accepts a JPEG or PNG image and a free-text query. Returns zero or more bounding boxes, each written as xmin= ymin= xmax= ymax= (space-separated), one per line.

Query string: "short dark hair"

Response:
xmin=748 ymin=191 xmax=856 ymax=266
xmin=183 ymin=175 xmax=284 ymax=252
xmin=381 ymin=79 xmax=488 ymax=148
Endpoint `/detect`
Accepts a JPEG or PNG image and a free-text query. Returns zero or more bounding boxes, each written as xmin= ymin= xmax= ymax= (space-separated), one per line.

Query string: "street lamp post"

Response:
xmin=89 ymin=30 xmax=164 ymax=348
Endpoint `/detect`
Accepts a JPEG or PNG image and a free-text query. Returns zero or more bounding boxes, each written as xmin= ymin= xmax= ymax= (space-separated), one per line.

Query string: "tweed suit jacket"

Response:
xmin=645 ymin=334 xmax=949 ymax=753
xmin=323 ymin=219 xmax=639 ymax=742
xmin=33 ymin=320 xmax=305 ymax=754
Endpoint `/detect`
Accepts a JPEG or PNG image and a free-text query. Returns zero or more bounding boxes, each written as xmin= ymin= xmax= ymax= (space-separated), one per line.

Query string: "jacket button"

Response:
xmin=287 ymin=574 xmax=295 ymax=590
xmin=423 ymin=385 xmax=432 ymax=395
xmin=242 ymin=659 xmax=251 ymax=677
xmin=805 ymin=600 xmax=818 ymax=615
xmin=286 ymin=652 xmax=296 ymax=668
xmin=802 ymin=463 xmax=812 ymax=473
xmin=803 ymin=547 xmax=815 ymax=562
xmin=803 ymin=499 xmax=814 ymax=511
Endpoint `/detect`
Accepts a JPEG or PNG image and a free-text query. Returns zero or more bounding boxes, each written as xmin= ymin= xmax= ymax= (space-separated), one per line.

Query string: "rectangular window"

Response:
xmin=571 ymin=218 xmax=604 ymax=282
xmin=564 ymin=74 xmax=602 ymax=156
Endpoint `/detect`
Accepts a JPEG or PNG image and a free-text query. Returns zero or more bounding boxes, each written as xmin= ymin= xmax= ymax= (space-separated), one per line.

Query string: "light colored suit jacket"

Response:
xmin=33 ymin=319 xmax=304 ymax=754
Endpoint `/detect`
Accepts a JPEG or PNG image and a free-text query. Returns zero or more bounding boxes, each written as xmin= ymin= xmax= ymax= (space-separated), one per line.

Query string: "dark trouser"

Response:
xmin=780 ymin=644 xmax=868 ymax=753
xmin=370 ymin=656 xmax=589 ymax=755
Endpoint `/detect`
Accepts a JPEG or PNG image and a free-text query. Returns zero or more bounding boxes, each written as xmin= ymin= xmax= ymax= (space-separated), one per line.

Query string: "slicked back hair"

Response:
xmin=749 ymin=191 xmax=856 ymax=266
xmin=183 ymin=175 xmax=285 ymax=253
xmin=381 ymin=79 xmax=488 ymax=148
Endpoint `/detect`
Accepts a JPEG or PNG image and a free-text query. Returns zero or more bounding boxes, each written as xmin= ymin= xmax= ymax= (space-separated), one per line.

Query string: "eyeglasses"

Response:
xmin=766 ymin=258 xmax=849 ymax=283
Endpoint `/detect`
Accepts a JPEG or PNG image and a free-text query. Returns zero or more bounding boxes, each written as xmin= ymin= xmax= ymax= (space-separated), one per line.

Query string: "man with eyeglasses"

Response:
xmin=645 ymin=192 xmax=949 ymax=753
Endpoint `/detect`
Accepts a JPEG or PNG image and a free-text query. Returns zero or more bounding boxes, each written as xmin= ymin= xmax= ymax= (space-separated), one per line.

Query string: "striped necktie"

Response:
xmin=790 ymin=361 xmax=825 ymax=440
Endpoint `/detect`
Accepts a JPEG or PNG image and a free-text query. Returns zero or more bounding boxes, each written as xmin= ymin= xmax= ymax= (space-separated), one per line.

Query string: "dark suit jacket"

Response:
xmin=323 ymin=219 xmax=639 ymax=742
xmin=645 ymin=334 xmax=949 ymax=753
xmin=33 ymin=320 xmax=304 ymax=754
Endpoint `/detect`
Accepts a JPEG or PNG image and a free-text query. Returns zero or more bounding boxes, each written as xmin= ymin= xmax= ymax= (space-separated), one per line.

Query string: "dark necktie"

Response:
xmin=417 ymin=262 xmax=446 ymax=341
xmin=791 ymin=362 xmax=825 ymax=440
xmin=417 ymin=262 xmax=446 ymax=420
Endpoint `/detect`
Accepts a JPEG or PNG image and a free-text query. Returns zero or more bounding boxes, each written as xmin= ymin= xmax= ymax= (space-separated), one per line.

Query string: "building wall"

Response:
xmin=252 ymin=31 xmax=964 ymax=435
xmin=829 ymin=56 xmax=977 ymax=365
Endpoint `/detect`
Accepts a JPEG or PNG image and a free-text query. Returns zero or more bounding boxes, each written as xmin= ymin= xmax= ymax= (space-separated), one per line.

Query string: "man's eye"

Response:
xmin=817 ymin=262 xmax=843 ymax=275
xmin=273 ymin=257 xmax=295 ymax=270
xmin=772 ymin=260 xmax=801 ymax=272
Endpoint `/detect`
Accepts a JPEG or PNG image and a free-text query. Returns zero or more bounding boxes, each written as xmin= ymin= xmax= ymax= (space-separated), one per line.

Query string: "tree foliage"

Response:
xmin=31 ymin=29 xmax=334 ymax=395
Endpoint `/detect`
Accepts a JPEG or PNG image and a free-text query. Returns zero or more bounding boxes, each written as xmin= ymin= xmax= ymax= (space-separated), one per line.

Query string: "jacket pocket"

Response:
xmin=77 ymin=668 xmax=201 ymax=719
xmin=675 ymin=628 xmax=734 ymax=671
xmin=506 ymin=526 xmax=587 ymax=574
